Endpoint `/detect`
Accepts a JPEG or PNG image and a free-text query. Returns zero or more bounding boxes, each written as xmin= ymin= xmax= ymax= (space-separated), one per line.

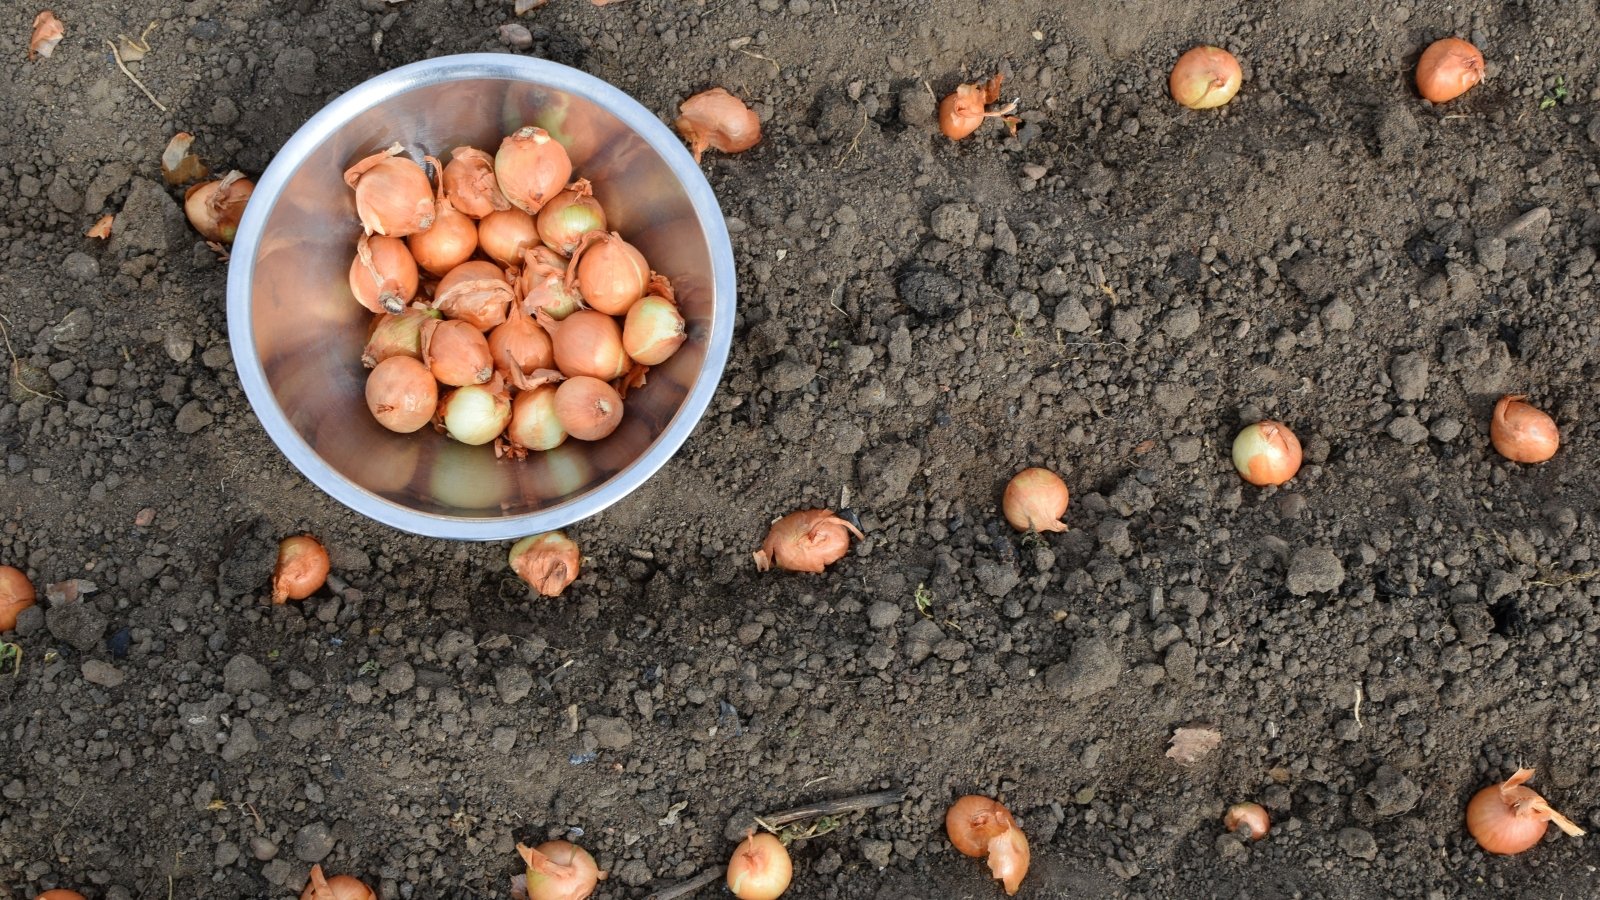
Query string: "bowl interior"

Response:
xmin=243 ymin=67 xmax=720 ymax=529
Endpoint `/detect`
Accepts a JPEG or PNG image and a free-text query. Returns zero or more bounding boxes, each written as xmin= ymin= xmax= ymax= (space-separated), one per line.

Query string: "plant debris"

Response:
xmin=1166 ymin=726 xmax=1222 ymax=766
xmin=30 ymin=10 xmax=64 ymax=59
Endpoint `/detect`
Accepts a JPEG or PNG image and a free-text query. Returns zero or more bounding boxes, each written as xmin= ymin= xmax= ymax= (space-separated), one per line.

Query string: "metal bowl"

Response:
xmin=226 ymin=55 xmax=735 ymax=540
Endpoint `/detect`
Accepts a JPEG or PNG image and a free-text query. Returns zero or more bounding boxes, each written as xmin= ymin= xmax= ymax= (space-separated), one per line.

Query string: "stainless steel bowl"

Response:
xmin=226 ymin=55 xmax=735 ymax=540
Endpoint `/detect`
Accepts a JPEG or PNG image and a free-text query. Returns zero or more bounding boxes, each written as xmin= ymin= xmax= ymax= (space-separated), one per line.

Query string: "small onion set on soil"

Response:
xmin=334 ymin=133 xmax=689 ymax=463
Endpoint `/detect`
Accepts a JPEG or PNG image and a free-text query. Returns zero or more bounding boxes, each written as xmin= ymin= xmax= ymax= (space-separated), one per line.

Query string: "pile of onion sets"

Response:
xmin=344 ymin=132 xmax=689 ymax=458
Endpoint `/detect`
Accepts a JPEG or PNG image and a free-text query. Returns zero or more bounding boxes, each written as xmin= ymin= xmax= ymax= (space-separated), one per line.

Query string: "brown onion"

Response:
xmin=495 ymin=127 xmax=572 ymax=215
xmin=408 ymin=195 xmax=478 ymax=276
xmin=349 ymin=234 xmax=420 ymax=314
xmin=1224 ymin=803 xmax=1270 ymax=841
xmin=362 ymin=307 xmax=441 ymax=368
xmin=675 ymin=88 xmax=762 ymax=162
xmin=365 ymin=356 xmax=438 ymax=433
xmin=1490 ymin=395 xmax=1559 ymax=464
xmin=1467 ymin=768 xmax=1585 ymax=855
xmin=725 ymin=832 xmax=791 ymax=900
xmin=342 ymin=143 xmax=435 ymax=236
xmin=437 ymin=378 xmax=512 ymax=445
xmin=301 ymin=864 xmax=377 ymax=900
xmin=1232 ymin=420 xmax=1302 ymax=487
xmin=946 ymin=795 xmax=1029 ymax=896
xmin=505 ymin=384 xmax=567 ymax=455
xmin=184 ymin=171 xmax=254 ymax=243
xmin=422 ymin=318 xmax=494 ymax=386
xmin=938 ymin=75 xmax=1018 ymax=141
xmin=540 ymin=309 xmax=629 ymax=381
xmin=553 ymin=376 xmax=623 ymax=441
xmin=1416 ymin=37 xmax=1484 ymax=103
xmin=0 ymin=565 xmax=37 ymax=632
xmin=434 ymin=260 xmax=513 ymax=331
xmin=1002 ymin=468 xmax=1069 ymax=533
xmin=622 ymin=293 xmax=686 ymax=366
xmin=508 ymin=533 xmax=582 ymax=598
xmin=516 ymin=839 xmax=602 ymax=900
xmin=517 ymin=247 xmax=586 ymax=320
xmin=479 ymin=208 xmax=541 ymax=267
xmin=567 ymin=230 xmax=649 ymax=316
xmin=753 ymin=509 xmax=864 ymax=573
xmin=1169 ymin=46 xmax=1243 ymax=110
xmin=272 ymin=534 xmax=329 ymax=604
xmin=489 ymin=300 xmax=555 ymax=388
xmin=442 ymin=146 xmax=509 ymax=218
xmin=537 ymin=179 xmax=608 ymax=256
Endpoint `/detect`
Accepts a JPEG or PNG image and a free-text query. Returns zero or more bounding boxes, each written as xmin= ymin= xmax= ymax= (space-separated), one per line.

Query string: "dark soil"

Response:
xmin=5 ymin=1 xmax=1600 ymax=898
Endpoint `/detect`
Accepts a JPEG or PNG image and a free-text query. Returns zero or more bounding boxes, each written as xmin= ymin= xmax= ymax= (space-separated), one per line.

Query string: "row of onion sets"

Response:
xmin=345 ymin=130 xmax=685 ymax=457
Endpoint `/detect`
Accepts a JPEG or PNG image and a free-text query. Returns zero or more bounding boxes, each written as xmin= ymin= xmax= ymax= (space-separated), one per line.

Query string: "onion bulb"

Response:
xmin=1002 ymin=467 xmax=1069 ymax=533
xmin=342 ymin=143 xmax=435 ymax=237
xmin=442 ymin=146 xmax=509 ymax=219
xmin=725 ymin=832 xmax=791 ymax=900
xmin=1416 ymin=37 xmax=1484 ymax=103
xmin=623 ymin=293 xmax=686 ymax=366
xmin=496 ymin=127 xmax=572 ymax=215
xmin=362 ymin=307 xmax=441 ymax=368
xmin=938 ymin=74 xmax=1018 ymax=141
xmin=753 ymin=509 xmax=864 ymax=573
xmin=1224 ymin=803 xmax=1270 ymax=841
xmin=516 ymin=840 xmax=603 ymax=900
xmin=434 ymin=260 xmax=513 ymax=331
xmin=517 ymin=247 xmax=586 ymax=320
xmin=422 ymin=318 xmax=494 ymax=386
xmin=408 ymin=195 xmax=478 ymax=276
xmin=301 ymin=865 xmax=377 ymax=900
xmin=554 ymin=376 xmax=623 ymax=441
xmin=365 ymin=356 xmax=438 ymax=433
xmin=508 ymin=532 xmax=582 ymax=598
xmin=272 ymin=534 xmax=329 ymax=604
xmin=505 ymin=384 xmax=567 ymax=455
xmin=537 ymin=179 xmax=608 ymax=255
xmin=1490 ymin=395 xmax=1559 ymax=464
xmin=0 ymin=564 xmax=37 ymax=632
xmin=480 ymin=208 xmax=541 ymax=268
xmin=1466 ymin=768 xmax=1585 ymax=855
xmin=540 ymin=309 xmax=629 ymax=381
xmin=349 ymin=234 xmax=420 ymax=314
xmin=674 ymin=88 xmax=763 ymax=162
xmin=1232 ymin=420 xmax=1302 ymax=487
xmin=438 ymin=379 xmax=512 ymax=445
xmin=946 ymin=795 xmax=1029 ymax=896
xmin=184 ymin=171 xmax=254 ymax=243
xmin=34 ymin=892 xmax=87 ymax=900
xmin=490 ymin=300 xmax=555 ymax=388
xmin=1169 ymin=46 xmax=1243 ymax=109
xmin=567 ymin=230 xmax=650 ymax=316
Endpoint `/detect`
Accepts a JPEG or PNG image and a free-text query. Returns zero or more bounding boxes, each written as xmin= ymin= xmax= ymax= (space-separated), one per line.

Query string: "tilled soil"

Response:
xmin=5 ymin=0 xmax=1600 ymax=898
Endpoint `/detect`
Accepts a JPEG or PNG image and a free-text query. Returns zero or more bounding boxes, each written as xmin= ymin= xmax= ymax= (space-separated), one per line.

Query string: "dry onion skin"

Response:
xmin=442 ymin=146 xmax=509 ymax=219
xmin=496 ymin=127 xmax=573 ymax=215
xmin=365 ymin=356 xmax=438 ymax=434
xmin=945 ymin=795 xmax=1029 ymax=896
xmin=1416 ymin=37 xmax=1484 ymax=103
xmin=184 ymin=171 xmax=254 ymax=243
xmin=343 ymin=143 xmax=435 ymax=237
xmin=516 ymin=840 xmax=603 ymax=900
xmin=1224 ymin=802 xmax=1270 ymax=841
xmin=1002 ymin=467 xmax=1069 ymax=533
xmin=160 ymin=132 xmax=208 ymax=185
xmin=272 ymin=534 xmax=329 ymax=604
xmin=554 ymin=376 xmax=624 ymax=441
xmin=938 ymin=74 xmax=1018 ymax=141
xmin=434 ymin=260 xmax=513 ymax=331
xmin=1490 ymin=394 xmax=1559 ymax=464
xmin=537 ymin=179 xmax=607 ymax=256
xmin=301 ymin=865 xmax=377 ymax=900
xmin=1169 ymin=46 xmax=1243 ymax=109
xmin=349 ymin=233 xmax=420 ymax=314
xmin=479 ymin=208 xmax=541 ymax=268
xmin=30 ymin=11 xmax=65 ymax=60
xmin=517 ymin=246 xmax=586 ymax=320
xmin=753 ymin=509 xmax=865 ymax=573
xmin=1232 ymin=420 xmax=1303 ymax=487
xmin=1466 ymin=768 xmax=1585 ymax=855
xmin=674 ymin=88 xmax=762 ymax=162
xmin=1 ymin=564 xmax=37 ymax=632
xmin=509 ymin=532 xmax=582 ymax=597
xmin=726 ymin=832 xmax=792 ymax=900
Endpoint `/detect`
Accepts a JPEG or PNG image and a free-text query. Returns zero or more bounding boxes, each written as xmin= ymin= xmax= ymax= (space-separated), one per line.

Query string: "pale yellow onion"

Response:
xmin=537 ymin=179 xmax=607 ymax=255
xmin=438 ymin=380 xmax=511 ymax=445
xmin=505 ymin=385 xmax=567 ymax=455
xmin=342 ymin=144 xmax=435 ymax=236
xmin=725 ymin=833 xmax=791 ymax=900
xmin=622 ymin=294 xmax=686 ymax=365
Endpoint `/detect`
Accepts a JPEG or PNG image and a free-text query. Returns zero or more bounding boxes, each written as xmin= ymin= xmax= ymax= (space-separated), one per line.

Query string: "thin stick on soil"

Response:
xmin=107 ymin=40 xmax=169 ymax=112
xmin=646 ymin=866 xmax=723 ymax=900
xmin=753 ymin=788 xmax=907 ymax=829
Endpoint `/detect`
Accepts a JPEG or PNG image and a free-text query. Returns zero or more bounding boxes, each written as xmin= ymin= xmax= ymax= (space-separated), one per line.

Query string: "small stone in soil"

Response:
xmin=1286 ymin=546 xmax=1345 ymax=597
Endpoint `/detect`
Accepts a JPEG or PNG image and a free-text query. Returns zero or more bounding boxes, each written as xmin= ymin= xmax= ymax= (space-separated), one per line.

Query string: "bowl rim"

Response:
xmin=226 ymin=54 xmax=735 ymax=541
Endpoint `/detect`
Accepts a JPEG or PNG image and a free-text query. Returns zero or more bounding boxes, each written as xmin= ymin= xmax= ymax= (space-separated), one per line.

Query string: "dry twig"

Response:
xmin=107 ymin=39 xmax=167 ymax=111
